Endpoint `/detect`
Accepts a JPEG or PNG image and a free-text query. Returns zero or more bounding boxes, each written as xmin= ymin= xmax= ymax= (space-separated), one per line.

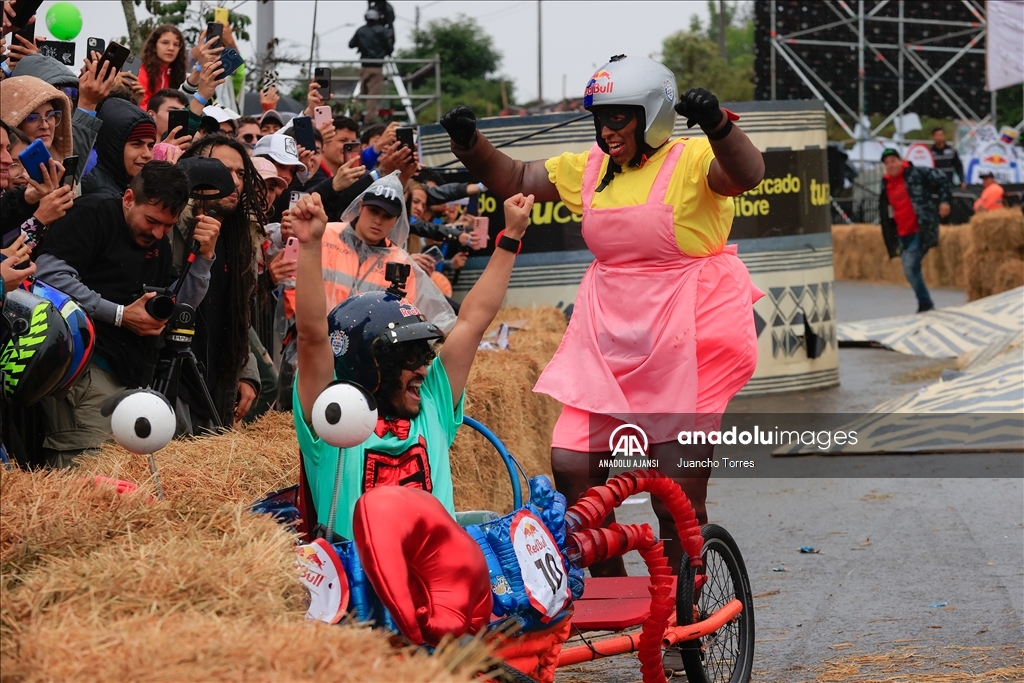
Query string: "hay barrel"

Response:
xmin=418 ymin=100 xmax=838 ymax=395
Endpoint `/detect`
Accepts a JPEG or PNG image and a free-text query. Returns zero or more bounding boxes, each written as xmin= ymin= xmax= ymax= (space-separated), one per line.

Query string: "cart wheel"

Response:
xmin=678 ymin=524 xmax=755 ymax=683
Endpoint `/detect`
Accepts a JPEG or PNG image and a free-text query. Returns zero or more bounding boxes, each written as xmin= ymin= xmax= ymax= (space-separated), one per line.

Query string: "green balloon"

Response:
xmin=46 ymin=2 xmax=83 ymax=41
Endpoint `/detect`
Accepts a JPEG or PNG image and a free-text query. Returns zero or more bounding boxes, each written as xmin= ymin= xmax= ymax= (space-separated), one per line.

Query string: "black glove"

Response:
xmin=675 ymin=88 xmax=723 ymax=131
xmin=440 ymin=106 xmax=478 ymax=148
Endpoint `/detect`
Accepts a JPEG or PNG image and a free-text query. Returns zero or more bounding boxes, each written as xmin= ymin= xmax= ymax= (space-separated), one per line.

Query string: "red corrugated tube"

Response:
xmin=563 ymin=470 xmax=704 ymax=683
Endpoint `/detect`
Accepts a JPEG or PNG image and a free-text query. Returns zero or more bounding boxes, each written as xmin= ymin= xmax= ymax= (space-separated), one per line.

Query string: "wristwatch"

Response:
xmin=496 ymin=230 xmax=522 ymax=255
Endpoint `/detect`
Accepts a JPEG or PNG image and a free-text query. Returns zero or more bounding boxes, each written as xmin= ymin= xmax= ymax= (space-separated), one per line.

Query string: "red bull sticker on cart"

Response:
xmin=295 ymin=538 xmax=349 ymax=623
xmin=509 ymin=509 xmax=570 ymax=620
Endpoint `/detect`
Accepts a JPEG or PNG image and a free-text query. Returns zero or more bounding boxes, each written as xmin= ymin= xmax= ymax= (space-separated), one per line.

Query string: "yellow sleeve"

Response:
xmin=544 ymin=150 xmax=591 ymax=215
xmin=670 ymin=138 xmax=734 ymax=256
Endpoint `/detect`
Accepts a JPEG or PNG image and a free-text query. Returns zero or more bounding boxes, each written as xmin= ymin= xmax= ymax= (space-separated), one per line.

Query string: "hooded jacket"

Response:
xmin=0 ymin=75 xmax=74 ymax=160
xmin=12 ymin=55 xmax=101 ymax=180
xmin=80 ymin=99 xmax=155 ymax=199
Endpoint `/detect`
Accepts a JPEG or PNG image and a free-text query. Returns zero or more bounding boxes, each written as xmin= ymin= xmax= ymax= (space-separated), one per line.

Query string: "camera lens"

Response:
xmin=145 ymin=295 xmax=176 ymax=321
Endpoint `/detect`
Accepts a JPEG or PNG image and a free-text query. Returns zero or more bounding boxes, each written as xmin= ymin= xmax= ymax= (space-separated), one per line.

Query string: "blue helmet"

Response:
xmin=30 ymin=280 xmax=95 ymax=393
xmin=326 ymin=291 xmax=443 ymax=392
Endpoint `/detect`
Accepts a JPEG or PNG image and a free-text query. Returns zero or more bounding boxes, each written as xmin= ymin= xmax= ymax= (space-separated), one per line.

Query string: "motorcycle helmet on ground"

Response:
xmin=30 ymin=280 xmax=95 ymax=393
xmin=0 ymin=288 xmax=74 ymax=406
xmin=326 ymin=291 xmax=443 ymax=394
xmin=583 ymin=55 xmax=678 ymax=164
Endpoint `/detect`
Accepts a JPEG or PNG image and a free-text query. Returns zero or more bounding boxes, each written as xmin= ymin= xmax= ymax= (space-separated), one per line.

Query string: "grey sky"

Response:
xmin=43 ymin=0 xmax=714 ymax=101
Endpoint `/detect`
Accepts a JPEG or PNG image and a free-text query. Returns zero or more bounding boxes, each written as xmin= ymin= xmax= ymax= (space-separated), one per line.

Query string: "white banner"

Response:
xmin=986 ymin=0 xmax=1024 ymax=91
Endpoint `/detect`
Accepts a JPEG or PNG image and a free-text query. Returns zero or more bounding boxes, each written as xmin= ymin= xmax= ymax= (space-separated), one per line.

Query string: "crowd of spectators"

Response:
xmin=0 ymin=0 xmax=488 ymax=467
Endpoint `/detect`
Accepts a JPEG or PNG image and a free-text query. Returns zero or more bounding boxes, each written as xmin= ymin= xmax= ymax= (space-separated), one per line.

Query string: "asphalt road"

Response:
xmin=557 ymin=283 xmax=1023 ymax=682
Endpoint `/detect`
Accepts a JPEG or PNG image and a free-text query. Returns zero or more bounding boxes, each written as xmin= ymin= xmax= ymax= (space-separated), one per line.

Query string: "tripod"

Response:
xmin=150 ymin=302 xmax=223 ymax=430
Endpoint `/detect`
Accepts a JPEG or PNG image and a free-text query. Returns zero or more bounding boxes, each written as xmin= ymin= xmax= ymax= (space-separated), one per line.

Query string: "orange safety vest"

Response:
xmin=973 ymin=183 xmax=1004 ymax=212
xmin=321 ymin=222 xmax=420 ymax=312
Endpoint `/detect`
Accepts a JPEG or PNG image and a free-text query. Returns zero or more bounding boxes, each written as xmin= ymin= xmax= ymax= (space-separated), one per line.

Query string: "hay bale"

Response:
xmin=993 ymin=258 xmax=1024 ymax=293
xmin=833 ymin=223 xmax=974 ymax=289
xmin=0 ymin=468 xmax=481 ymax=683
xmin=83 ymin=411 xmax=299 ymax=506
xmin=964 ymin=208 xmax=1024 ymax=300
xmin=968 ymin=208 xmax=1024 ymax=254
xmin=451 ymin=307 xmax=566 ymax=513
xmin=7 ymin=613 xmax=483 ymax=682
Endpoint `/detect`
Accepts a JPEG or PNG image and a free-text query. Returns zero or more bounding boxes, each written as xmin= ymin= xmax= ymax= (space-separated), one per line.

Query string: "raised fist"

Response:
xmin=675 ymin=88 xmax=723 ymax=131
xmin=441 ymin=106 xmax=478 ymax=148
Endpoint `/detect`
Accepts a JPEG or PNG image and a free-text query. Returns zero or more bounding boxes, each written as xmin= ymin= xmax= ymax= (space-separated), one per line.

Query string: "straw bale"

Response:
xmin=831 ymin=224 xmax=971 ymax=289
xmin=5 ymin=613 xmax=482 ymax=682
xmin=965 ymin=250 xmax=1019 ymax=301
xmin=450 ymin=307 xmax=566 ymax=513
xmin=83 ymin=411 xmax=300 ymax=506
xmin=993 ymin=258 xmax=1024 ymax=293
xmin=967 ymin=208 xmax=1024 ymax=254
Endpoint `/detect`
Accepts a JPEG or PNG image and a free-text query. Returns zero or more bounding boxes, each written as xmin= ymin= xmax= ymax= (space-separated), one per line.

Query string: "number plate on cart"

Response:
xmin=509 ymin=510 xmax=570 ymax=620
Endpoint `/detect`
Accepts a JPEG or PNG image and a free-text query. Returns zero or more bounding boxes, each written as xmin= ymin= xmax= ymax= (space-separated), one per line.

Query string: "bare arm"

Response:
xmin=675 ymin=88 xmax=765 ymax=197
xmin=706 ymin=118 xmax=765 ymax=197
xmin=443 ymin=106 xmax=559 ymax=202
xmin=290 ymin=193 xmax=335 ymax=424
xmin=440 ymin=194 xmax=534 ymax=404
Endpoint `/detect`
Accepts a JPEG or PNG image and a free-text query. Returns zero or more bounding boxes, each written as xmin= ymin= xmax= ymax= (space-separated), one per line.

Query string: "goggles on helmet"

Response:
xmin=591 ymin=106 xmax=636 ymax=131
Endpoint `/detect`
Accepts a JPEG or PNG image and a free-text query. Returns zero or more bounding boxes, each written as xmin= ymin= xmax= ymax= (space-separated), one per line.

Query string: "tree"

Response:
xmin=397 ymin=15 xmax=514 ymax=122
xmin=662 ymin=1 xmax=754 ymax=103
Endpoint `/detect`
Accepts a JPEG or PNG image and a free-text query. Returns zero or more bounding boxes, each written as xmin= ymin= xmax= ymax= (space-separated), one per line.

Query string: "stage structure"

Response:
xmin=754 ymin=0 xmax=993 ymax=139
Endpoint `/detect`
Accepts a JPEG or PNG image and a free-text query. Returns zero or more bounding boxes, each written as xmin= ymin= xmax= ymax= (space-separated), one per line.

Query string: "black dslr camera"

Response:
xmin=142 ymin=286 xmax=177 ymax=321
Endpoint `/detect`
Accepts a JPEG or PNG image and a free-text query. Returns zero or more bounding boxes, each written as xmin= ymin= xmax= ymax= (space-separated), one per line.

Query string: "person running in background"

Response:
xmin=879 ymin=147 xmax=951 ymax=313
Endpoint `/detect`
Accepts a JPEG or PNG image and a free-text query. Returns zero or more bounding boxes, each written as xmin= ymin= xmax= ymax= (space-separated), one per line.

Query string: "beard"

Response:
xmin=373 ymin=362 xmax=420 ymax=419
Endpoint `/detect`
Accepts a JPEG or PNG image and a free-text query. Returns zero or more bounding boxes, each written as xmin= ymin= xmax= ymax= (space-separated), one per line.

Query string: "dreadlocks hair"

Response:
xmin=181 ymin=134 xmax=267 ymax=423
xmin=141 ymin=25 xmax=188 ymax=96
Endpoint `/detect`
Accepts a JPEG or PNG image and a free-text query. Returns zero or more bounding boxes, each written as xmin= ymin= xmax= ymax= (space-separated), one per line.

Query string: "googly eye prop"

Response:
xmin=311 ymin=381 xmax=378 ymax=448
xmin=101 ymin=389 xmax=176 ymax=500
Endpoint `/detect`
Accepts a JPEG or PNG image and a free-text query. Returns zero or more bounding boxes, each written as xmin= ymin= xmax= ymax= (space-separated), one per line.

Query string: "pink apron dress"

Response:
xmin=534 ymin=142 xmax=762 ymax=445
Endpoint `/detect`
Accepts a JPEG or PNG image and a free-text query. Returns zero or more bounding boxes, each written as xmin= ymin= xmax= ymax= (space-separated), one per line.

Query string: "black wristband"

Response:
xmin=497 ymin=231 xmax=522 ymax=255
xmin=706 ymin=118 xmax=733 ymax=141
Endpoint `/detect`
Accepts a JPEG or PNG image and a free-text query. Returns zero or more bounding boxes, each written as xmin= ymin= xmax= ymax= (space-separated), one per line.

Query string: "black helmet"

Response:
xmin=0 ymin=288 xmax=74 ymax=406
xmin=30 ymin=280 xmax=95 ymax=393
xmin=327 ymin=291 xmax=443 ymax=392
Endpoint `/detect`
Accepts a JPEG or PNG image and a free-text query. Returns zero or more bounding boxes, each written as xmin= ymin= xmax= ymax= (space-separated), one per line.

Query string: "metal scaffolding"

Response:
xmin=766 ymin=0 xmax=991 ymax=139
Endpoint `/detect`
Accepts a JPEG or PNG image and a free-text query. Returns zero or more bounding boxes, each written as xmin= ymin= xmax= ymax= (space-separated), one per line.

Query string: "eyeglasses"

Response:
xmin=7 ymin=161 xmax=25 ymax=178
xmin=23 ymin=110 xmax=62 ymax=127
xmin=240 ymin=133 xmax=258 ymax=144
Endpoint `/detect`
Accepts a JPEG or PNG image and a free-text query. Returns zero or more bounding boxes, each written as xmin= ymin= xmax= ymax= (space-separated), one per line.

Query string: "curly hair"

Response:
xmin=181 ymin=134 xmax=268 ymax=422
xmin=142 ymin=25 xmax=187 ymax=93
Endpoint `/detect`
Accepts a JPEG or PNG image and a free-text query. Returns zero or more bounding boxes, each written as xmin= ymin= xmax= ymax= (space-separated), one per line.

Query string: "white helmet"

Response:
xmin=583 ymin=55 xmax=678 ymax=151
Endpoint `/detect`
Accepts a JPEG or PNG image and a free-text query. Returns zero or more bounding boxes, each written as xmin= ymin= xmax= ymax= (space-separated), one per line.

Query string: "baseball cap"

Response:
xmin=202 ymin=105 xmax=240 ymax=124
xmin=361 ymin=184 xmax=403 ymax=217
xmin=979 ymin=170 xmax=994 ymax=178
xmin=252 ymin=156 xmax=288 ymax=191
xmin=880 ymin=148 xmax=900 ymax=161
xmin=259 ymin=109 xmax=285 ymax=128
xmin=253 ymin=133 xmax=304 ymax=168
xmin=178 ymin=157 xmax=235 ymax=199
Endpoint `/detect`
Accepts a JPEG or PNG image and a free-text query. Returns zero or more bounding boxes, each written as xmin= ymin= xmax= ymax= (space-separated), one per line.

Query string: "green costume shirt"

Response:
xmin=292 ymin=356 xmax=464 ymax=539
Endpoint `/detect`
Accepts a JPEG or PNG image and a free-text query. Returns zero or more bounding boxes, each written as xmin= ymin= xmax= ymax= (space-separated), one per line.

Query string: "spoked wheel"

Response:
xmin=678 ymin=524 xmax=755 ymax=683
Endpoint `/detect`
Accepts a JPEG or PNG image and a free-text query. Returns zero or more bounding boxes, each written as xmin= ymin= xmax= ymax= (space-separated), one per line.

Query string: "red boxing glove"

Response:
xmin=352 ymin=487 xmax=493 ymax=645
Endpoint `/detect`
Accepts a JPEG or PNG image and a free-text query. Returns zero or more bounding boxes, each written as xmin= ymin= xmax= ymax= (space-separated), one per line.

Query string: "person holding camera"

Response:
xmin=441 ymin=56 xmax=766 ymax=586
xmin=33 ymin=161 xmax=220 ymax=467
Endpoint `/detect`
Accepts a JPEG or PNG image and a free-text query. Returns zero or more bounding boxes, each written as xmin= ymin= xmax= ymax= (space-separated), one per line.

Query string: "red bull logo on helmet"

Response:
xmin=584 ymin=70 xmax=614 ymax=106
